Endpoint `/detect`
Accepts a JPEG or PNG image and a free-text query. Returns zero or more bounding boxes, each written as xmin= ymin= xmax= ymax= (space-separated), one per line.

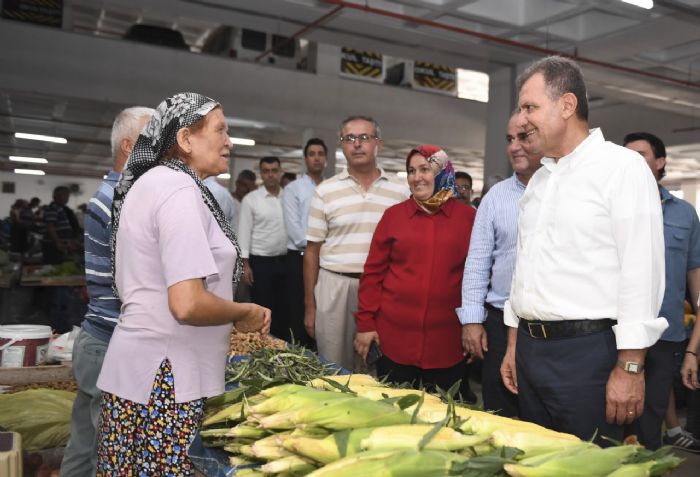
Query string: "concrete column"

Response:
xmin=482 ymin=66 xmax=517 ymax=192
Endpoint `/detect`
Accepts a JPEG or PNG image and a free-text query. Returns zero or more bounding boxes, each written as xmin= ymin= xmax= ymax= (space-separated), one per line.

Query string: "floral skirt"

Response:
xmin=96 ymin=359 xmax=205 ymax=476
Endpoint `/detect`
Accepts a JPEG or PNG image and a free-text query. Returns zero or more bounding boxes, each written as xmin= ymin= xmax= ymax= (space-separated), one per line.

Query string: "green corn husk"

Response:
xmin=308 ymin=373 xmax=380 ymax=390
xmin=504 ymin=444 xmax=640 ymax=477
xmin=0 ymin=389 xmax=75 ymax=450
xmin=228 ymin=423 xmax=269 ymax=439
xmin=247 ymin=432 xmax=294 ymax=461
xmin=202 ymin=394 xmax=265 ymax=426
xmin=491 ymin=429 xmax=584 ymax=457
xmin=361 ymin=424 xmax=489 ymax=452
xmin=516 ymin=442 xmax=598 ymax=466
xmin=229 ymin=456 xmax=261 ymax=467
xmin=223 ymin=442 xmax=246 ymax=454
xmin=235 ymin=469 xmax=265 ymax=477
xmin=290 ymin=426 xmax=331 ymax=438
xmin=250 ymin=386 xmax=349 ymax=416
xmin=648 ymin=454 xmax=684 ymax=476
xmin=604 ymin=462 xmax=654 ymax=477
xmin=306 ymin=448 xmax=469 ymax=477
xmin=261 ymin=455 xmax=317 ymax=475
xmin=260 ymin=395 xmax=414 ymax=430
xmin=199 ymin=427 xmax=231 ymax=439
xmin=284 ymin=428 xmax=375 ymax=464
xmin=204 ymin=387 xmax=248 ymax=420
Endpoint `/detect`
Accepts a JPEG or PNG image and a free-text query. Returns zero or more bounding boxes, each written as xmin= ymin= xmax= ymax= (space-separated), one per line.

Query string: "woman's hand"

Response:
xmin=681 ymin=352 xmax=699 ymax=390
xmin=235 ymin=303 xmax=271 ymax=335
xmin=354 ymin=331 xmax=379 ymax=361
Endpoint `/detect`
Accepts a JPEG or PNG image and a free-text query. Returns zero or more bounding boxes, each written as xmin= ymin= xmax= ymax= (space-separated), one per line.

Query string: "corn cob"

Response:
xmin=604 ymin=462 xmax=654 ymax=477
xmin=228 ymin=456 xmax=260 ymax=467
xmin=283 ymin=428 xmax=375 ymax=464
xmin=261 ymin=455 xmax=317 ymax=475
xmin=259 ymin=395 xmax=414 ymax=430
xmin=250 ymin=386 xmax=349 ymax=416
xmin=490 ymin=429 xmax=583 ymax=456
xmin=503 ymin=444 xmax=640 ymax=477
xmin=305 ymin=448 xmax=469 ymax=477
xmin=227 ymin=423 xmax=269 ymax=440
xmin=234 ymin=469 xmax=265 ymax=477
xmin=202 ymin=394 xmax=265 ymax=426
xmin=361 ymin=424 xmax=490 ymax=452
xmin=516 ymin=442 xmax=597 ymax=467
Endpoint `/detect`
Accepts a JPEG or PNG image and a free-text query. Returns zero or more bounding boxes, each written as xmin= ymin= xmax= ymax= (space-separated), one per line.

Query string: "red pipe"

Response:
xmin=255 ymin=4 xmax=344 ymax=62
xmin=321 ymin=0 xmax=700 ymax=90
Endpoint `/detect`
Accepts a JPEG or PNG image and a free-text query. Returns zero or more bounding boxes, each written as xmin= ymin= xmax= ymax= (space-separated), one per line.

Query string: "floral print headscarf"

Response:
xmin=406 ymin=144 xmax=456 ymax=213
xmin=110 ymin=92 xmax=243 ymax=297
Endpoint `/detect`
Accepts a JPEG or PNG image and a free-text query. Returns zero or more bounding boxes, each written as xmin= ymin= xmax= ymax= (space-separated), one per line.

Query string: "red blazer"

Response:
xmin=356 ymin=198 xmax=476 ymax=369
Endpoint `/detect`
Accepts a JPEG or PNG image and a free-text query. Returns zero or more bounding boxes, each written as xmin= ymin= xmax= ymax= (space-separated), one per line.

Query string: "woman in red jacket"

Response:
xmin=354 ymin=145 xmax=476 ymax=391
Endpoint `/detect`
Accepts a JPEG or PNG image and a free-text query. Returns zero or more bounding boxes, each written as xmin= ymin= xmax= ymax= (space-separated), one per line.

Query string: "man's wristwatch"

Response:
xmin=617 ymin=360 xmax=644 ymax=374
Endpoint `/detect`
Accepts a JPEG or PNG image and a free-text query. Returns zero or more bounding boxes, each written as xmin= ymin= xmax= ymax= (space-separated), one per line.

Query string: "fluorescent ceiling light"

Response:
xmin=14 ymin=168 xmax=45 ymax=175
xmin=217 ymin=173 xmax=231 ymax=179
xmin=230 ymin=137 xmax=255 ymax=146
xmin=15 ymin=132 xmax=68 ymax=144
xmin=620 ymin=0 xmax=653 ymax=9
xmin=9 ymin=156 xmax=48 ymax=164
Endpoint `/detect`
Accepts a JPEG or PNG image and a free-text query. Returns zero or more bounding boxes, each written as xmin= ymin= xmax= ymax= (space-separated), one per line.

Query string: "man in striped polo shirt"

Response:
xmin=61 ymin=107 xmax=153 ymax=477
xmin=304 ymin=116 xmax=409 ymax=371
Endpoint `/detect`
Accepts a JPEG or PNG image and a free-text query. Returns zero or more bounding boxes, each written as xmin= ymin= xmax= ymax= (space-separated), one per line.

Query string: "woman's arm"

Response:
xmin=168 ymin=278 xmax=270 ymax=333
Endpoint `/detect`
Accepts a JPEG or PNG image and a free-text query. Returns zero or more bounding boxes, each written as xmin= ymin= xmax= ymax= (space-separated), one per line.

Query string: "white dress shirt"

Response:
xmin=503 ymin=128 xmax=668 ymax=349
xmin=282 ymin=174 xmax=317 ymax=251
xmin=237 ymin=187 xmax=287 ymax=258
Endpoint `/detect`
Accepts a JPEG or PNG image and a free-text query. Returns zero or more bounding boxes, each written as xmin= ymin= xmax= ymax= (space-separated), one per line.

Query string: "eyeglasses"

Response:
xmin=339 ymin=134 xmax=379 ymax=145
xmin=455 ymin=185 xmax=472 ymax=192
xmin=506 ymin=131 xmax=534 ymax=144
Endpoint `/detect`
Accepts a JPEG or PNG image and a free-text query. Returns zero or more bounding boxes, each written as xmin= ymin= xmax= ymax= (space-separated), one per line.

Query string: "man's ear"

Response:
xmin=656 ymin=156 xmax=667 ymax=174
xmin=560 ymin=92 xmax=578 ymax=120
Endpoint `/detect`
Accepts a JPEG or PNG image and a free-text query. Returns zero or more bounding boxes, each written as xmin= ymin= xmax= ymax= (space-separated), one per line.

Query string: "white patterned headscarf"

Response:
xmin=110 ymin=92 xmax=243 ymax=297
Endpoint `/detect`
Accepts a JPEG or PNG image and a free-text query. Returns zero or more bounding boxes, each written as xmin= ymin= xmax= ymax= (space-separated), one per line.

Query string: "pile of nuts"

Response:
xmin=229 ymin=328 xmax=286 ymax=356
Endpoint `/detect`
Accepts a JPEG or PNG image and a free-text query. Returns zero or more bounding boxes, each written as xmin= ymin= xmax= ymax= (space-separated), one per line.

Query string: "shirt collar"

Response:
xmin=406 ymin=196 xmax=454 ymax=218
xmin=541 ymin=128 xmax=604 ymax=172
xmin=340 ymin=167 xmax=389 ymax=184
xmin=659 ymin=185 xmax=675 ymax=204
xmin=511 ymin=173 xmax=528 ymax=190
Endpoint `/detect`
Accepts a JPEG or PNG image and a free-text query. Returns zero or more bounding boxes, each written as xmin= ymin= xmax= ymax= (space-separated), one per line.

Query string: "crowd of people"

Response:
xmin=51 ymin=55 xmax=700 ymax=476
xmin=5 ymin=189 xmax=84 ymax=264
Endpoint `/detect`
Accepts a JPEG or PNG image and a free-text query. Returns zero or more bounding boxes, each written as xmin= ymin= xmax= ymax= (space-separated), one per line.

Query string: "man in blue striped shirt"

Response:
xmin=456 ymin=113 xmax=542 ymax=416
xmin=60 ymin=106 xmax=153 ymax=477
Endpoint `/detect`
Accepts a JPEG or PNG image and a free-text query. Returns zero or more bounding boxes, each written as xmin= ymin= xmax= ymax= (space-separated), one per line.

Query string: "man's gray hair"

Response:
xmin=338 ymin=115 xmax=382 ymax=139
xmin=110 ymin=106 xmax=155 ymax=158
xmin=516 ymin=56 xmax=588 ymax=121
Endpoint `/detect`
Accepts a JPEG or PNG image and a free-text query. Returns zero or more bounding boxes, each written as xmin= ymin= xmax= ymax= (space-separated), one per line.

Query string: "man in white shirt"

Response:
xmin=238 ymin=157 xmax=289 ymax=339
xmin=500 ymin=56 xmax=667 ymax=444
xmin=282 ymin=138 xmax=327 ymax=347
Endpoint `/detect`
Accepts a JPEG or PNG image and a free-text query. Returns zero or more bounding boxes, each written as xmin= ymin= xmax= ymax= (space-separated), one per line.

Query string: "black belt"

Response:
xmin=324 ymin=268 xmax=362 ymax=280
xmin=519 ymin=318 xmax=615 ymax=339
xmin=485 ymin=303 xmax=503 ymax=314
xmin=288 ymin=249 xmax=304 ymax=256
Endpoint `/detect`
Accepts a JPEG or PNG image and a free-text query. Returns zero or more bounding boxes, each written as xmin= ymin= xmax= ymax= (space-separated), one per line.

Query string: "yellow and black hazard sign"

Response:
xmin=414 ymin=61 xmax=456 ymax=92
xmin=2 ymin=0 xmax=63 ymax=28
xmin=340 ymin=47 xmax=383 ymax=79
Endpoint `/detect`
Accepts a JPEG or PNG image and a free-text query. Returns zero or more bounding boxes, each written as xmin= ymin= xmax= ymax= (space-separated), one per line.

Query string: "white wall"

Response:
xmin=0 ymin=172 xmax=103 ymax=216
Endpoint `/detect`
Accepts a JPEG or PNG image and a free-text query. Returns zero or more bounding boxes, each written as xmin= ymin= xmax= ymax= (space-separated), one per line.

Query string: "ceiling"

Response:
xmin=1 ymin=0 xmax=699 ymax=187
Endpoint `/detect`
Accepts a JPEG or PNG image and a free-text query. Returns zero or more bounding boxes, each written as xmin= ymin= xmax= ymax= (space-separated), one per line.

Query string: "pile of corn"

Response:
xmin=200 ymin=374 xmax=683 ymax=476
